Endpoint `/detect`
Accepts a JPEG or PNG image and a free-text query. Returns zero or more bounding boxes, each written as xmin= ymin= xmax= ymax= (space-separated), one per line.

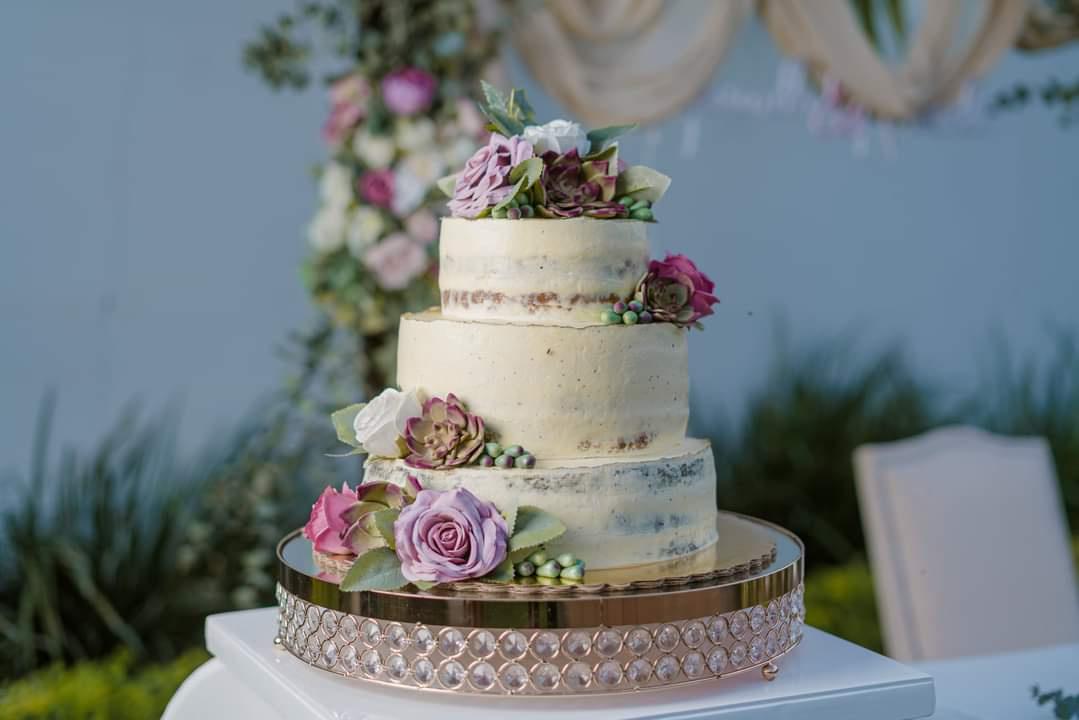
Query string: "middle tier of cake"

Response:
xmin=364 ymin=438 xmax=718 ymax=570
xmin=397 ymin=310 xmax=689 ymax=460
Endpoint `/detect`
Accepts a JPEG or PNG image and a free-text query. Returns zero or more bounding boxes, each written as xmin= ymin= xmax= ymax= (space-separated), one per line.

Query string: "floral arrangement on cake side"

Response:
xmin=601 ymin=253 xmax=720 ymax=330
xmin=310 ymin=388 xmax=582 ymax=590
xmin=437 ymin=83 xmax=671 ymax=221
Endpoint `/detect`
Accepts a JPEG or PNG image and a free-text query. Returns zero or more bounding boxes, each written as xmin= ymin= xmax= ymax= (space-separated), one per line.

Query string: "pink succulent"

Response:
xmin=358 ymin=169 xmax=394 ymax=208
xmin=404 ymin=394 xmax=486 ymax=469
xmin=303 ymin=482 xmax=359 ymax=555
xmin=447 ymin=133 xmax=534 ymax=219
xmin=635 ymin=253 xmax=719 ymax=327
xmin=381 ymin=67 xmax=437 ymax=116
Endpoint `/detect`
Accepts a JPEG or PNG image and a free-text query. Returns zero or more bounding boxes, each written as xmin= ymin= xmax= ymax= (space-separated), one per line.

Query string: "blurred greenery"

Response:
xmin=0 ymin=649 xmax=208 ymax=720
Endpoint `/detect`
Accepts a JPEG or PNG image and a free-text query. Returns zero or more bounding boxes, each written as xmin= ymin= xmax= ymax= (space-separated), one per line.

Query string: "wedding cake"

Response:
xmin=304 ymin=85 xmax=721 ymax=589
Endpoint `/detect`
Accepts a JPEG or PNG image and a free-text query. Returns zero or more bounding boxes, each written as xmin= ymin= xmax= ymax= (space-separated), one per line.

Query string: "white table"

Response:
xmin=164 ymin=608 xmax=936 ymax=719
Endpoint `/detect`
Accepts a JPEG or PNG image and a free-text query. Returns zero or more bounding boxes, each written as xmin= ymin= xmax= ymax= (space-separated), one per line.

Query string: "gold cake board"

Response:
xmin=274 ymin=512 xmax=806 ymax=696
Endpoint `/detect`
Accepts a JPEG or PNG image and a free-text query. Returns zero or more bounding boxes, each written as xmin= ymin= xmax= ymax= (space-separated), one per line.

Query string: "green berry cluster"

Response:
xmin=477 ymin=441 xmax=535 ymax=469
xmin=491 ymin=195 xmax=535 ymax=220
xmin=600 ymin=299 xmax=653 ymax=326
xmin=514 ymin=549 xmax=585 ymax=581
xmin=617 ymin=196 xmax=654 ymax=221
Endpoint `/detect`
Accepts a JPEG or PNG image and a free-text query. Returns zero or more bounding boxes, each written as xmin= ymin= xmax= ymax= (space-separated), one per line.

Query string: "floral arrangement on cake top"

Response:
xmin=304 ymin=479 xmax=582 ymax=590
xmin=437 ymin=83 xmax=671 ymax=221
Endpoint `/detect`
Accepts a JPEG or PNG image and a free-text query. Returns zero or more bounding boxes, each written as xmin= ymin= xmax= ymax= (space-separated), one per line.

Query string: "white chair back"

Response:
xmin=854 ymin=426 xmax=1079 ymax=662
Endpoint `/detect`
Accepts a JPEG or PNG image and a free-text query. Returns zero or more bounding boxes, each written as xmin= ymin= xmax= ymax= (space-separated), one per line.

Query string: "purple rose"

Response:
xmin=303 ymin=482 xmax=359 ymax=555
xmin=381 ymin=67 xmax=437 ymax=116
xmin=358 ymin=169 xmax=394 ymax=208
xmin=447 ymin=133 xmax=534 ymax=219
xmin=393 ymin=487 xmax=508 ymax=583
xmin=635 ymin=253 xmax=719 ymax=327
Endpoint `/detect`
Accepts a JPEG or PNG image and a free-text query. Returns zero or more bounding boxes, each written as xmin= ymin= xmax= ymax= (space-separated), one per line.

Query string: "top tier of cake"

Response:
xmin=439 ymin=217 xmax=649 ymax=325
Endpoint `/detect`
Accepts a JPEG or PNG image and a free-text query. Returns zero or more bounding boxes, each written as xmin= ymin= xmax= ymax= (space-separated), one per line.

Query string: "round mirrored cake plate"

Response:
xmin=274 ymin=512 xmax=805 ymax=696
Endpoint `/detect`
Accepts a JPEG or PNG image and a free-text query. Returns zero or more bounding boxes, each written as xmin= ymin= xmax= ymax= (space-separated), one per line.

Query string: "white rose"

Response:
xmin=306 ymin=204 xmax=347 ymax=252
xmin=395 ymin=117 xmax=437 ymax=152
xmin=523 ymin=119 xmax=589 ymax=155
xmin=319 ymin=162 xmax=354 ymax=207
xmin=352 ymin=388 xmax=422 ymax=458
xmin=401 ymin=147 xmax=446 ymax=186
xmin=346 ymin=206 xmax=387 ymax=256
xmin=352 ymin=131 xmax=396 ymax=169
xmin=391 ymin=167 xmax=429 ymax=218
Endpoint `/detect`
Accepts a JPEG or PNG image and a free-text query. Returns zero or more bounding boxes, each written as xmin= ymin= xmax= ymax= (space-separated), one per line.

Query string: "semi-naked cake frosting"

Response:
xmin=365 ymin=217 xmax=719 ymax=570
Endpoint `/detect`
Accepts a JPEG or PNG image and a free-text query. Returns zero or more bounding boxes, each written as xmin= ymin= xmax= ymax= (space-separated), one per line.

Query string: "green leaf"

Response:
xmin=508 ymin=88 xmax=537 ymax=124
xmin=615 ymin=165 xmax=672 ymax=203
xmin=330 ymin=403 xmax=365 ymax=448
xmin=413 ymin=580 xmax=437 ymax=590
xmin=587 ymin=124 xmax=637 ymax=154
xmin=481 ymin=80 xmax=507 ymax=114
xmin=484 ymin=556 xmax=514 ymax=583
xmin=372 ymin=508 xmax=399 ymax=549
xmin=491 ymin=175 xmax=526 ymax=213
xmin=508 ymin=157 xmax=543 ymax=189
xmin=339 ymin=547 xmax=407 ymax=592
xmin=485 ymin=105 xmax=525 ymax=137
xmin=508 ymin=506 xmax=566 ymax=555
xmin=436 ymin=173 xmax=458 ymax=198
xmin=501 ymin=504 xmax=519 ymax=536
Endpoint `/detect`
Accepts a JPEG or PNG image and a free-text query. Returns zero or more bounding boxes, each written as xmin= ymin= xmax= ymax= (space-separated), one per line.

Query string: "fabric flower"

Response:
xmin=447 ymin=133 xmax=534 ymax=219
xmin=404 ymin=209 xmax=439 ymax=246
xmin=363 ymin=232 xmax=428 ymax=290
xmin=352 ymin=388 xmax=422 ymax=458
xmin=319 ymin=162 xmax=355 ymax=207
xmin=536 ymin=149 xmax=625 ymax=219
xmin=395 ymin=117 xmax=438 ymax=152
xmin=358 ymin=169 xmax=394 ymax=208
xmin=304 ymin=483 xmax=359 ymax=555
xmin=523 ymin=119 xmax=588 ymax=156
xmin=341 ymin=478 xmax=423 ymax=555
xmin=307 ymin=204 xmax=348 ymax=252
xmin=352 ymin=130 xmax=396 ymax=169
xmin=381 ymin=67 xmax=437 ymax=116
xmin=404 ymin=394 xmax=486 ymax=469
xmin=393 ymin=487 xmax=508 ymax=583
xmin=322 ymin=75 xmax=370 ymax=145
xmin=634 ymin=253 xmax=719 ymax=327
xmin=346 ymin=206 xmax=387 ymax=256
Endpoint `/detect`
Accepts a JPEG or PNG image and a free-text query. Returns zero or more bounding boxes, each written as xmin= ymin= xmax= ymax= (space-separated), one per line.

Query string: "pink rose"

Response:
xmin=363 ymin=232 xmax=428 ymax=290
xmin=393 ymin=487 xmax=508 ymax=583
xmin=447 ymin=133 xmax=534 ymax=219
xmin=358 ymin=169 xmax=394 ymax=208
xmin=635 ymin=253 xmax=719 ymax=327
xmin=455 ymin=97 xmax=487 ymax=139
xmin=322 ymin=75 xmax=370 ymax=145
xmin=303 ymin=483 xmax=359 ymax=555
xmin=381 ymin=67 xmax=437 ymax=116
xmin=404 ymin=209 xmax=439 ymax=245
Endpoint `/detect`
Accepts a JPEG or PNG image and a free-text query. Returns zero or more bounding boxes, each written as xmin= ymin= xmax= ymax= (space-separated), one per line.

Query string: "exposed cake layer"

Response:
xmin=397 ymin=310 xmax=688 ymax=459
xmin=439 ymin=217 xmax=648 ymax=325
xmin=365 ymin=439 xmax=718 ymax=570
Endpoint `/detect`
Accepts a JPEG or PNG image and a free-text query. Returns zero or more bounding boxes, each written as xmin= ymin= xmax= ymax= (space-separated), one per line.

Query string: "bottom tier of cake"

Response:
xmin=363 ymin=438 xmax=718 ymax=570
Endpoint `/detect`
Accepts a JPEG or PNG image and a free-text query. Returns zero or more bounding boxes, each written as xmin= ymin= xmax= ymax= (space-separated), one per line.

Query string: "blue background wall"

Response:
xmin=2 ymin=3 xmax=1077 ymax=471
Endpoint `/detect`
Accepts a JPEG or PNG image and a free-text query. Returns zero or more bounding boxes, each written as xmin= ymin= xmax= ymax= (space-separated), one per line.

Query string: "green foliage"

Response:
xmin=339 ymin=547 xmax=407 ymax=592
xmin=804 ymin=560 xmax=883 ymax=652
xmin=1034 ymin=683 xmax=1079 ymax=719
xmin=705 ymin=333 xmax=939 ymax=567
xmin=0 ymin=648 xmax=208 ymax=720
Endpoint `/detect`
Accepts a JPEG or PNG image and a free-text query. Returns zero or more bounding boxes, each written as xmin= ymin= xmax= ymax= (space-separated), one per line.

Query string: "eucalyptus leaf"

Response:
xmin=436 ymin=173 xmax=458 ymax=198
xmin=339 ymin=547 xmax=407 ymax=592
xmin=508 ymin=506 xmax=566 ymax=555
xmin=372 ymin=508 xmax=400 ymax=549
xmin=491 ymin=175 xmax=526 ymax=213
xmin=508 ymin=157 xmax=542 ymax=189
xmin=615 ymin=165 xmax=672 ymax=203
xmin=587 ymin=124 xmax=637 ymax=154
xmin=330 ymin=404 xmax=365 ymax=448
xmin=484 ymin=556 xmax=514 ymax=583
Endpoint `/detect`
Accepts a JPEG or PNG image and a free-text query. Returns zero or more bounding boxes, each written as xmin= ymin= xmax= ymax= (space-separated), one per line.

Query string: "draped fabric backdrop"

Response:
xmin=511 ymin=0 xmax=1031 ymax=125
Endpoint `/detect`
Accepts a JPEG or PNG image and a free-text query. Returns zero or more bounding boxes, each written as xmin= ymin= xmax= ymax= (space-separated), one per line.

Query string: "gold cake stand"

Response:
xmin=274 ymin=512 xmax=805 ymax=696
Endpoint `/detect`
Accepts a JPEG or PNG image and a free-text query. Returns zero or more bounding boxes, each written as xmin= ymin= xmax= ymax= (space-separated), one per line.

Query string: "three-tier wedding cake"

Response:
xmin=303 ymin=85 xmax=721 ymax=590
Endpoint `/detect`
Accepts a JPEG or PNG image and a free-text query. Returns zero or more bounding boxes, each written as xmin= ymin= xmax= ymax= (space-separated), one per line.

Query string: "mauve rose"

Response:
xmin=635 ymin=253 xmax=719 ymax=327
xmin=322 ymin=75 xmax=370 ymax=145
xmin=358 ymin=169 xmax=394 ymax=208
xmin=447 ymin=133 xmax=533 ymax=219
xmin=303 ymin=482 xmax=359 ymax=555
xmin=393 ymin=487 xmax=508 ymax=583
xmin=381 ymin=67 xmax=437 ymax=116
